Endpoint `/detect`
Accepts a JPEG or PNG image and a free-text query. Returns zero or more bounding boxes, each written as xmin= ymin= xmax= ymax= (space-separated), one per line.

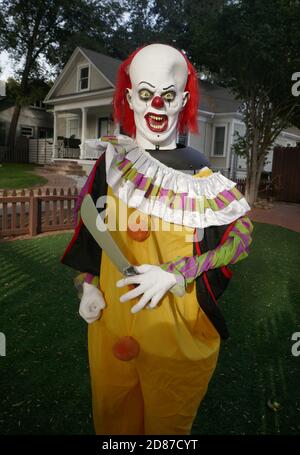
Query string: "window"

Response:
xmin=38 ymin=127 xmax=53 ymax=139
xmin=78 ymin=65 xmax=90 ymax=91
xmin=67 ymin=118 xmax=79 ymax=138
xmin=212 ymin=126 xmax=226 ymax=156
xmin=98 ymin=118 xmax=114 ymax=137
xmin=30 ymin=100 xmax=45 ymax=109
xmin=178 ymin=133 xmax=188 ymax=146
xmin=21 ymin=126 xmax=34 ymax=138
xmin=0 ymin=121 xmax=6 ymax=145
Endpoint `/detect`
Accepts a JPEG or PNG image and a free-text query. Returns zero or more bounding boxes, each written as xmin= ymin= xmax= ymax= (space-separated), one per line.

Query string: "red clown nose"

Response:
xmin=151 ymin=96 xmax=164 ymax=108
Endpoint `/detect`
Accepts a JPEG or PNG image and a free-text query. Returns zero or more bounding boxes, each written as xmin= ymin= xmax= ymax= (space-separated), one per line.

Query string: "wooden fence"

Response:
xmin=235 ymin=178 xmax=246 ymax=194
xmin=234 ymin=178 xmax=275 ymax=199
xmin=0 ymin=187 xmax=78 ymax=238
xmin=0 ymin=175 xmax=276 ymax=239
xmin=272 ymin=146 xmax=300 ymax=203
xmin=1 ymin=136 xmax=29 ymax=163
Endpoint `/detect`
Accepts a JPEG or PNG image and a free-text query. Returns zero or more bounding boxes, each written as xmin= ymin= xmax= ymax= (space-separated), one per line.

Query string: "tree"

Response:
xmin=0 ymin=0 xmax=125 ymax=158
xmin=185 ymin=0 xmax=300 ymax=204
xmin=5 ymin=77 xmax=51 ymax=107
xmin=106 ymin=0 xmax=160 ymax=59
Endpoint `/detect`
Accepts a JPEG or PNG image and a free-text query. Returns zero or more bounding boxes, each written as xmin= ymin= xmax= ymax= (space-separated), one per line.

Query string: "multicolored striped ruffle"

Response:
xmin=160 ymin=216 xmax=253 ymax=286
xmin=74 ymin=272 xmax=99 ymax=298
xmin=115 ymin=153 xmax=244 ymax=214
xmin=84 ymin=134 xmax=251 ymax=229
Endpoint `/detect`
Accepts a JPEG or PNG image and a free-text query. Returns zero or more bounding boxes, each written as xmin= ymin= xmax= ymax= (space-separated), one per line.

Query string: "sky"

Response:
xmin=0 ymin=50 xmax=15 ymax=81
xmin=0 ymin=49 xmax=56 ymax=83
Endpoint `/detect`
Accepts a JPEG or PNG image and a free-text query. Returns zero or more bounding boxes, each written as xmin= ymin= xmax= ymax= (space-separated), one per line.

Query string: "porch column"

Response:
xmin=80 ymin=106 xmax=87 ymax=159
xmin=52 ymin=110 xmax=58 ymax=160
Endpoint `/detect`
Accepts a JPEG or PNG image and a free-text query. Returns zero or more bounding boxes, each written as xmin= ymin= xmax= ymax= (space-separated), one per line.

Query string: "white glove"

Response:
xmin=116 ymin=264 xmax=179 ymax=314
xmin=79 ymin=282 xmax=106 ymax=323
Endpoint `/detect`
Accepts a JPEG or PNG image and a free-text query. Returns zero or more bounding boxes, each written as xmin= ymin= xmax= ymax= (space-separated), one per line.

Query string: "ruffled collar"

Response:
xmin=90 ymin=135 xmax=251 ymax=228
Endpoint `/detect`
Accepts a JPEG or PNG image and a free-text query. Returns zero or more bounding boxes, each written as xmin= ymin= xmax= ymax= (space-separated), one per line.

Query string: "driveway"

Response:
xmin=249 ymin=201 xmax=300 ymax=233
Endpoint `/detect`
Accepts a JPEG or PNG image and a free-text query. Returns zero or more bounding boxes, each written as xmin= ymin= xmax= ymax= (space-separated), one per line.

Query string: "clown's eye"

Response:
xmin=162 ymin=91 xmax=176 ymax=102
xmin=139 ymin=89 xmax=153 ymax=101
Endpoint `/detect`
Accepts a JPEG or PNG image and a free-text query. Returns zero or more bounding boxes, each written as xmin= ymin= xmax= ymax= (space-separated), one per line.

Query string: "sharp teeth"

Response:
xmin=149 ymin=115 xmax=163 ymax=121
xmin=150 ymin=122 xmax=165 ymax=130
xmin=147 ymin=116 xmax=167 ymax=130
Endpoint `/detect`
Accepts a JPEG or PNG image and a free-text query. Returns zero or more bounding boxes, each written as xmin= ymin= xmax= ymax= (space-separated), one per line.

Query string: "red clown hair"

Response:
xmin=113 ymin=45 xmax=199 ymax=137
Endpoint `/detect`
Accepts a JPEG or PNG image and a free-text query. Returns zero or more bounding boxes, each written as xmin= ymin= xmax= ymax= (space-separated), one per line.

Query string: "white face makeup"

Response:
xmin=126 ymin=44 xmax=189 ymax=150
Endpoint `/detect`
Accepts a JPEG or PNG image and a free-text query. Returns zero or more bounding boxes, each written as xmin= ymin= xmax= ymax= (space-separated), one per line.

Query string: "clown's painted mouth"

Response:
xmin=144 ymin=113 xmax=168 ymax=133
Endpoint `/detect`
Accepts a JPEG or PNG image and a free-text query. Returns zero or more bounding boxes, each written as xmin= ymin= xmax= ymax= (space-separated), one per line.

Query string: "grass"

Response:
xmin=0 ymin=163 xmax=48 ymax=189
xmin=0 ymin=222 xmax=299 ymax=435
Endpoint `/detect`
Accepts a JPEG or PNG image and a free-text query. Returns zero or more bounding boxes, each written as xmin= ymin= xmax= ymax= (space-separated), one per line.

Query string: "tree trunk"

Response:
xmin=245 ymin=150 xmax=265 ymax=205
xmin=6 ymin=104 xmax=22 ymax=161
xmin=6 ymin=30 xmax=35 ymax=161
xmin=245 ymin=172 xmax=259 ymax=205
xmin=245 ymin=126 xmax=261 ymax=205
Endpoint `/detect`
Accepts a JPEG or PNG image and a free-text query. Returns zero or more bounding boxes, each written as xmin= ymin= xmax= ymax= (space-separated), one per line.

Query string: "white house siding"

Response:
xmin=0 ymin=105 xmax=53 ymax=141
xmin=203 ymin=121 xmax=213 ymax=157
xmin=230 ymin=122 xmax=246 ymax=179
xmin=56 ymin=116 xmax=68 ymax=137
xmin=90 ymin=65 xmax=109 ymax=91
xmin=190 ymin=118 xmax=212 ymax=156
xmin=190 ymin=117 xmax=234 ymax=176
xmin=189 ymin=131 xmax=202 ymax=150
xmin=54 ymin=55 xmax=89 ymax=96
xmin=209 ymin=119 xmax=231 ymax=175
xmin=51 ymin=54 xmax=111 ymax=99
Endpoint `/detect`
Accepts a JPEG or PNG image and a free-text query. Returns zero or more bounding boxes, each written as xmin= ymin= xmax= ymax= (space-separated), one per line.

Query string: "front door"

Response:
xmin=98 ymin=118 xmax=113 ymax=138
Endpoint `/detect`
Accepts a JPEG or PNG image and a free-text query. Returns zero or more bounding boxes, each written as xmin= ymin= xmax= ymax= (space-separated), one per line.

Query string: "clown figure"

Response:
xmin=61 ymin=44 xmax=253 ymax=435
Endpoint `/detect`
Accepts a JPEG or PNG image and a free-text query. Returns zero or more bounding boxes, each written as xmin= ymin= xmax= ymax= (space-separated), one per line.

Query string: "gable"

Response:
xmin=49 ymin=50 xmax=113 ymax=100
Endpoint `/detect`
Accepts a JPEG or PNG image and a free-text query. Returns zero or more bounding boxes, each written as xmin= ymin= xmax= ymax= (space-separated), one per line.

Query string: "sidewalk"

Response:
xmin=249 ymin=201 xmax=300 ymax=233
xmin=30 ymin=168 xmax=87 ymax=191
xmin=34 ymin=169 xmax=79 ymax=190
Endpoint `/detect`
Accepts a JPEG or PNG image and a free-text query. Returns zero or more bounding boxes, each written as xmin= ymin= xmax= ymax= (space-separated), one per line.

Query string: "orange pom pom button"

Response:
xmin=127 ymin=216 xmax=150 ymax=242
xmin=112 ymin=336 xmax=140 ymax=361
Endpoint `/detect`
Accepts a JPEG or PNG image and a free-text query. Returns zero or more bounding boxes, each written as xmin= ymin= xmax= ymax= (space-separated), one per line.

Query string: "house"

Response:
xmin=0 ymin=93 xmax=53 ymax=161
xmin=44 ymin=47 xmax=300 ymax=177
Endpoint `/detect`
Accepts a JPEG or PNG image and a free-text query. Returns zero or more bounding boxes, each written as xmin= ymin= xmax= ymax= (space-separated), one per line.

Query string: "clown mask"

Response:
xmin=126 ymin=44 xmax=189 ymax=150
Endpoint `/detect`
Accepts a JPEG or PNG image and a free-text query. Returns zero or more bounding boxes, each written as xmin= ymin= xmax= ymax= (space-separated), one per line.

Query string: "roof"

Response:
xmin=0 ymin=98 xmax=14 ymax=112
xmin=79 ymin=47 xmax=121 ymax=86
xmin=282 ymin=125 xmax=300 ymax=138
xmin=199 ymin=80 xmax=242 ymax=114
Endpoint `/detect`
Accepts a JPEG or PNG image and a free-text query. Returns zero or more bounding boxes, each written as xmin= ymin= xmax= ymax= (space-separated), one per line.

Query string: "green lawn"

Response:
xmin=0 ymin=163 xmax=48 ymax=189
xmin=0 ymin=223 xmax=299 ymax=435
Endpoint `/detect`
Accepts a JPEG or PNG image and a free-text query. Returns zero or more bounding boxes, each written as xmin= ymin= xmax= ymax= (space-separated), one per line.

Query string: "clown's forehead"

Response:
xmin=129 ymin=44 xmax=188 ymax=91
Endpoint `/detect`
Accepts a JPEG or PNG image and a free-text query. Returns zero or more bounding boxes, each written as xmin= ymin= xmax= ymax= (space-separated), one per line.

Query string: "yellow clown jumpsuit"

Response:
xmin=88 ymin=167 xmax=220 ymax=435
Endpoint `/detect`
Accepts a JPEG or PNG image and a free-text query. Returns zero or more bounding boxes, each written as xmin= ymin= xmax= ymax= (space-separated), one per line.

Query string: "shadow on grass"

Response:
xmin=193 ymin=223 xmax=300 ymax=435
xmin=0 ymin=234 xmax=93 ymax=435
xmin=0 ymin=223 xmax=299 ymax=434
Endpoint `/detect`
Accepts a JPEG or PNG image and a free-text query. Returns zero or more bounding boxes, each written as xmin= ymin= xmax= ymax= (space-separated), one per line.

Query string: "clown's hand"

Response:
xmin=116 ymin=264 xmax=185 ymax=314
xmin=79 ymin=282 xmax=106 ymax=324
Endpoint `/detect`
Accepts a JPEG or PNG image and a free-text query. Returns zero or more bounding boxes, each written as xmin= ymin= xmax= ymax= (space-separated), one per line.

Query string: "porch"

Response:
xmin=51 ymin=99 xmax=116 ymax=161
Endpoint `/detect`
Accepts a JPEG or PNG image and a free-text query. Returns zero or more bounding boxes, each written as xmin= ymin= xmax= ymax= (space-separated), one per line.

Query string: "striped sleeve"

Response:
xmin=74 ymin=273 xmax=100 ymax=299
xmin=160 ymin=216 xmax=253 ymax=287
